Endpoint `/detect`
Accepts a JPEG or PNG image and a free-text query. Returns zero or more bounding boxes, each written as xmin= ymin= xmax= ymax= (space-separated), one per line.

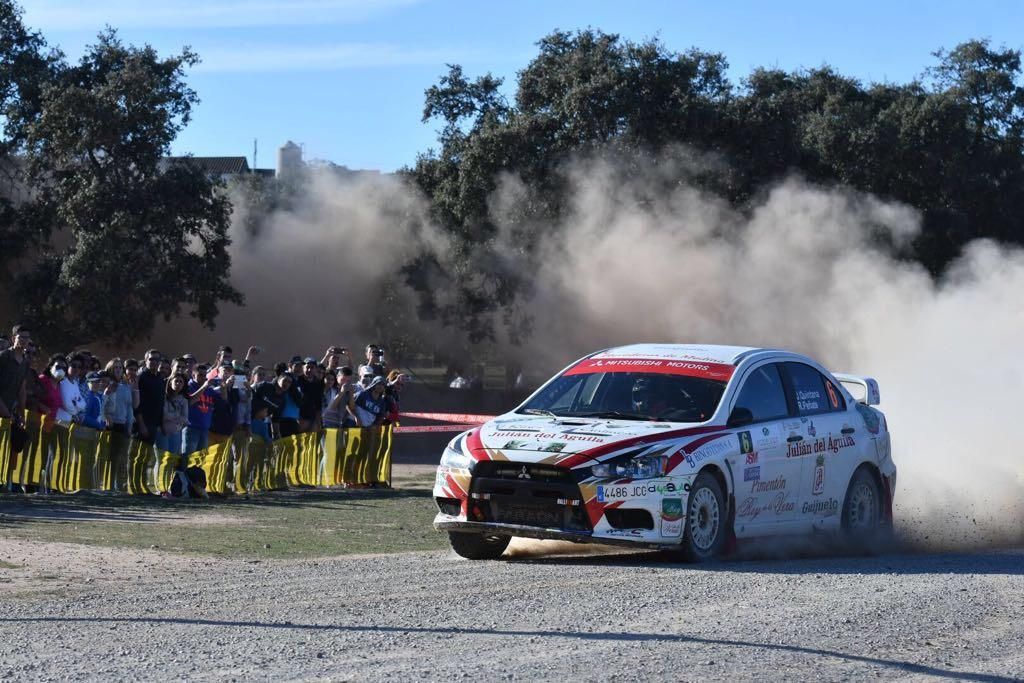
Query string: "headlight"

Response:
xmin=440 ymin=446 xmax=474 ymax=470
xmin=592 ymin=455 xmax=666 ymax=480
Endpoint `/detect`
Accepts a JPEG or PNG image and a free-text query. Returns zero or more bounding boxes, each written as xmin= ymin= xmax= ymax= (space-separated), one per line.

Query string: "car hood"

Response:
xmin=471 ymin=414 xmax=702 ymax=465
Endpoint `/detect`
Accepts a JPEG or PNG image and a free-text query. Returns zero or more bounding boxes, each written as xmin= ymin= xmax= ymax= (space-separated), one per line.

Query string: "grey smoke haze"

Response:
xmin=150 ymin=149 xmax=1021 ymax=550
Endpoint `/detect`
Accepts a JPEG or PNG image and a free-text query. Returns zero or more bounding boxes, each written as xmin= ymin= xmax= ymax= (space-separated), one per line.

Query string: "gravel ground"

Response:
xmin=0 ymin=537 xmax=1021 ymax=681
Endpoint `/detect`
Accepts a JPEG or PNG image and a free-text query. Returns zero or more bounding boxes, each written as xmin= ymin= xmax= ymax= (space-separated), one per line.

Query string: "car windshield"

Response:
xmin=518 ymin=371 xmax=727 ymax=422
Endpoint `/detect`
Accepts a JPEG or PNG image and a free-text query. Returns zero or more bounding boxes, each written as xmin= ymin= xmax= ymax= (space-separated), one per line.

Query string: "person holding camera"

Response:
xmin=358 ymin=344 xmax=386 ymax=379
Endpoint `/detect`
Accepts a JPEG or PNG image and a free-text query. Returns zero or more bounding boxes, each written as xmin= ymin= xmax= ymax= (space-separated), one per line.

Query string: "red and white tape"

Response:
xmin=394 ymin=424 xmax=479 ymax=434
xmin=400 ymin=412 xmax=496 ymax=424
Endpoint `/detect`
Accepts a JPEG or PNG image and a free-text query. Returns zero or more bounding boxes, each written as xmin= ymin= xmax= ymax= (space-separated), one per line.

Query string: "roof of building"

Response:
xmin=163 ymin=156 xmax=251 ymax=175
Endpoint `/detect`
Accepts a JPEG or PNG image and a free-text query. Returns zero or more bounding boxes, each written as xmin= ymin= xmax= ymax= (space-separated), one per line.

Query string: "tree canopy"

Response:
xmin=408 ymin=30 xmax=1024 ymax=344
xmin=0 ymin=2 xmax=240 ymax=349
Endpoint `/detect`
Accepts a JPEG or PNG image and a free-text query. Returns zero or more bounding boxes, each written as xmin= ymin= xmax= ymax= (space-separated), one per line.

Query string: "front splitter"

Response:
xmin=435 ymin=519 xmax=680 ymax=551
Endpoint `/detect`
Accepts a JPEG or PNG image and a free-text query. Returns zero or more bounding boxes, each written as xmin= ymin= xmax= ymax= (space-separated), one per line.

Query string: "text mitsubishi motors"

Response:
xmin=433 ymin=344 xmax=896 ymax=560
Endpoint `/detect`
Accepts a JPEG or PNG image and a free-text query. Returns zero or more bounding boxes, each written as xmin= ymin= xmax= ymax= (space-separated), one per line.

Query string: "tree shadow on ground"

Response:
xmin=501 ymin=543 xmax=1024 ymax=576
xmin=0 ymin=487 xmax=434 ymax=526
xmin=0 ymin=616 xmax=1012 ymax=682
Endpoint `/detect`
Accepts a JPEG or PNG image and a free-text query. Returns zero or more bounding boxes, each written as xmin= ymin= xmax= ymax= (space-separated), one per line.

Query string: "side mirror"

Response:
xmin=727 ymin=406 xmax=753 ymax=428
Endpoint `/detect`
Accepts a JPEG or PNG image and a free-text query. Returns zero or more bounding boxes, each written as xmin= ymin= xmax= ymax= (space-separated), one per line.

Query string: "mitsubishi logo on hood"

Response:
xmin=517 ymin=466 xmax=531 ymax=480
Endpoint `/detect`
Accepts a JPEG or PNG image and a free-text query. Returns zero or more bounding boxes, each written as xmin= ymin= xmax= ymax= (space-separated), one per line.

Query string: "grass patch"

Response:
xmin=0 ymin=468 xmax=449 ymax=560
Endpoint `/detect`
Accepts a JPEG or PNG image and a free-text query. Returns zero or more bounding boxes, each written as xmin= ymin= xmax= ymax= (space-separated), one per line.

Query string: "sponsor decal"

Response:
xmin=685 ymin=438 xmax=732 ymax=468
xmin=502 ymin=440 xmax=528 ymax=449
xmin=434 ymin=466 xmax=451 ymax=490
xmin=736 ymin=492 xmax=795 ymax=521
xmin=563 ymin=357 xmax=735 ymax=381
xmin=745 ymin=452 xmax=759 ymax=466
xmin=491 ymin=430 xmax=605 ymax=444
xmin=750 ymin=475 xmax=786 ymax=493
xmin=786 ymin=435 xmax=856 ymax=458
xmin=802 ymin=498 xmax=839 ymax=516
xmin=604 ymin=528 xmax=644 ymax=537
xmin=825 ymin=381 xmax=841 ymax=410
xmin=541 ymin=442 xmax=567 ymax=453
xmin=755 ymin=424 xmax=781 ymax=450
xmin=807 ymin=420 xmax=817 ymax=437
xmin=783 ymin=420 xmax=802 ymax=432
xmin=661 ymin=498 xmax=684 ymax=537
xmin=796 ymin=390 xmax=822 ymax=412
xmin=856 ymin=404 xmax=880 ymax=435
xmin=812 ymin=455 xmax=825 ymax=495
xmin=743 ymin=466 xmax=760 ymax=482
xmin=738 ymin=431 xmax=754 ymax=454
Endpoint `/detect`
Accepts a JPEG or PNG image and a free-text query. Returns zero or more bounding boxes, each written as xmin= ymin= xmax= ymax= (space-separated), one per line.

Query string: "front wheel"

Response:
xmin=448 ymin=531 xmax=511 ymax=560
xmin=841 ymin=467 xmax=888 ymax=551
xmin=679 ymin=471 xmax=728 ymax=562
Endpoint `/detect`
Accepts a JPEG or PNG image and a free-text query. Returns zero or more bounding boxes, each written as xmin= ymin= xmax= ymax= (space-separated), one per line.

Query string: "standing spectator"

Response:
xmin=273 ymin=371 xmax=301 ymax=438
xmin=321 ymin=370 xmax=341 ymax=428
xmin=352 ymin=376 xmax=388 ymax=427
xmin=295 ymin=358 xmax=324 ymax=433
xmin=384 ymin=370 xmax=408 ymax=424
xmin=288 ymin=355 xmax=304 ymax=376
xmin=358 ymin=344 xmax=386 ymax=379
xmin=103 ymin=358 xmax=134 ymax=491
xmin=80 ymin=372 xmax=108 ymax=429
xmin=321 ymin=346 xmax=353 ymax=373
xmin=184 ymin=363 xmax=222 ymax=454
xmin=208 ymin=363 xmax=236 ymax=446
xmin=57 ymin=355 xmax=86 ymax=425
xmin=228 ymin=361 xmax=252 ymax=432
xmin=102 ymin=359 xmax=134 ymax=435
xmin=250 ymin=372 xmax=282 ymax=443
xmin=324 ymin=367 xmax=359 ymax=428
xmin=0 ymin=334 xmax=9 ymax=352
xmin=159 ymin=374 xmax=191 ymax=456
xmin=449 ymin=369 xmax=469 ymax=389
xmin=158 ymin=357 xmax=171 ymax=379
xmin=37 ymin=354 xmax=66 ymax=423
xmin=135 ymin=350 xmax=165 ymax=444
xmin=0 ymin=324 xmax=32 ymax=436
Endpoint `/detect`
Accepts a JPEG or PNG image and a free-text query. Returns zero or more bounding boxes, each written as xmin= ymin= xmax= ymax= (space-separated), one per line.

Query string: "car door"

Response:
xmin=782 ymin=362 xmax=858 ymax=529
xmin=727 ymin=362 xmax=802 ymax=536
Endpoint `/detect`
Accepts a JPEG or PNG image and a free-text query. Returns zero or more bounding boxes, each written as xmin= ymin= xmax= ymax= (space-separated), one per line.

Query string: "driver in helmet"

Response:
xmin=631 ymin=376 xmax=670 ymax=418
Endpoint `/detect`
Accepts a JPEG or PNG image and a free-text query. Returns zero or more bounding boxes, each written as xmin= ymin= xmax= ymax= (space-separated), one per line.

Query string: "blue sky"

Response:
xmin=24 ymin=0 xmax=1024 ymax=172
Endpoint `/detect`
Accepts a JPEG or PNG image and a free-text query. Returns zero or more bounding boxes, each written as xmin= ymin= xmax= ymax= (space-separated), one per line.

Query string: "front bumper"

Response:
xmin=434 ymin=518 xmax=680 ymax=550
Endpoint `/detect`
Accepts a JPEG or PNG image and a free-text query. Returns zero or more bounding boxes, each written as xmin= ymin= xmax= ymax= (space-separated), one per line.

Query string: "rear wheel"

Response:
xmin=679 ymin=471 xmax=728 ymax=562
xmin=448 ymin=531 xmax=511 ymax=560
xmin=841 ymin=467 xmax=886 ymax=551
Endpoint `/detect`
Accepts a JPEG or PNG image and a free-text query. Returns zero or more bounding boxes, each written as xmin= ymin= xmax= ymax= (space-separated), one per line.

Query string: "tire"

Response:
xmin=448 ymin=531 xmax=511 ymax=560
xmin=841 ymin=467 xmax=885 ymax=551
xmin=679 ymin=471 xmax=728 ymax=562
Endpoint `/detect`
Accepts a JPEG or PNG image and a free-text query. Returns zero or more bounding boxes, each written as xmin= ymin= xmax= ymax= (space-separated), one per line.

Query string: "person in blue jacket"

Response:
xmin=80 ymin=371 xmax=109 ymax=429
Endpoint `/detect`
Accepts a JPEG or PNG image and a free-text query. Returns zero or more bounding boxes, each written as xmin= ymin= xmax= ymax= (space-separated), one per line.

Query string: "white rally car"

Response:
xmin=433 ymin=344 xmax=895 ymax=560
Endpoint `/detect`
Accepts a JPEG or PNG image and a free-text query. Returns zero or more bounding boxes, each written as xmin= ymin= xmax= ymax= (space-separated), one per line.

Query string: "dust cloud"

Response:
xmin=160 ymin=148 xmax=1021 ymax=552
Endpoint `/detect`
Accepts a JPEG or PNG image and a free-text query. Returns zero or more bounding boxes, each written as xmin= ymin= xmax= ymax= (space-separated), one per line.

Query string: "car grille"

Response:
xmin=470 ymin=462 xmax=591 ymax=532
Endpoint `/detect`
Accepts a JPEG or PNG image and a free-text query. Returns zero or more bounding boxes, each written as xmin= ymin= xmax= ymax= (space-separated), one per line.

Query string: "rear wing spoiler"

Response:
xmin=833 ymin=373 xmax=880 ymax=406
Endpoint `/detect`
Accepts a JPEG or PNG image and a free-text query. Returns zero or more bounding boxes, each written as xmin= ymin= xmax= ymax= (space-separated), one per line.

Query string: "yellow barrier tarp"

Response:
xmin=0 ymin=417 xmax=11 ymax=486
xmin=4 ymin=422 xmax=393 ymax=494
xmin=339 ymin=425 xmax=392 ymax=486
xmin=188 ymin=439 xmax=232 ymax=495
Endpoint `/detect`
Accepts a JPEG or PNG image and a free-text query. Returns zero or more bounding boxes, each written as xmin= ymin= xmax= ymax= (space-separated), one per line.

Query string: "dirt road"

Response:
xmin=0 ymin=537 xmax=1021 ymax=681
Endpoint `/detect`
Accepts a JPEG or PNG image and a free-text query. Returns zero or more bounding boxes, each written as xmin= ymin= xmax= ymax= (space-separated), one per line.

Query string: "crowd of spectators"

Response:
xmin=0 ymin=324 xmax=408 ymax=493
